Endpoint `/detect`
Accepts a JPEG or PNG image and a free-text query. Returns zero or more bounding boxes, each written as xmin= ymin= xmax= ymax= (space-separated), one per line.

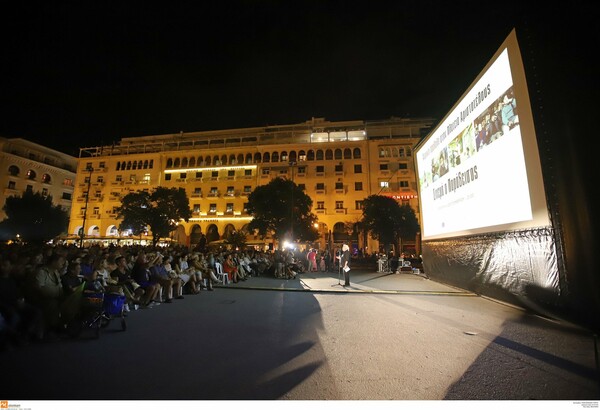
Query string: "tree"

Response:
xmin=224 ymin=229 xmax=247 ymax=250
xmin=361 ymin=195 xmax=420 ymax=253
xmin=247 ymin=177 xmax=319 ymax=246
xmin=116 ymin=187 xmax=192 ymax=246
xmin=0 ymin=191 xmax=69 ymax=243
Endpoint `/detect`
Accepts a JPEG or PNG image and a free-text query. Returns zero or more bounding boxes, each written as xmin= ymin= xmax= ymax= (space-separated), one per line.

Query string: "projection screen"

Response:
xmin=414 ymin=29 xmax=550 ymax=241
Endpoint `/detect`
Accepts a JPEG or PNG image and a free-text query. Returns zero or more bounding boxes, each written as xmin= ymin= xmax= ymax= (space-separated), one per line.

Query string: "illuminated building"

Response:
xmin=68 ymin=117 xmax=434 ymax=252
xmin=0 ymin=137 xmax=76 ymax=223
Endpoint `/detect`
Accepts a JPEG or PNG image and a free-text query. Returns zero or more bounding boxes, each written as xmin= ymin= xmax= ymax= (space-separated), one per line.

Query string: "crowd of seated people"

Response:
xmin=1 ymin=240 xmax=370 ymax=349
xmin=0 ymin=242 xmax=321 ymax=348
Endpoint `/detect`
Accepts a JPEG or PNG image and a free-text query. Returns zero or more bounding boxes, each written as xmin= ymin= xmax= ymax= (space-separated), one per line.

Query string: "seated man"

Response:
xmin=149 ymin=254 xmax=183 ymax=303
xmin=31 ymin=254 xmax=66 ymax=334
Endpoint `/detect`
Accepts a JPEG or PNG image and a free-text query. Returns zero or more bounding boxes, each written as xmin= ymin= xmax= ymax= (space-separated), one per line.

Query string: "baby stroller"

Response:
xmin=64 ymin=285 xmax=127 ymax=339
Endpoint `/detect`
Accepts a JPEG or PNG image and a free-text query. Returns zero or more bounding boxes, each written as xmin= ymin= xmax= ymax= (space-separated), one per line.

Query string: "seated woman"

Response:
xmin=131 ymin=253 xmax=161 ymax=308
xmin=222 ymin=253 xmax=240 ymax=283
xmin=110 ymin=256 xmax=144 ymax=307
xmin=173 ymin=254 xmax=200 ymax=294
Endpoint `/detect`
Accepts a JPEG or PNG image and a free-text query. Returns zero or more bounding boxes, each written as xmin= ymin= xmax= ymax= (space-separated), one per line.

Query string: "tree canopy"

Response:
xmin=247 ymin=177 xmax=318 ymax=245
xmin=0 ymin=191 xmax=69 ymax=243
xmin=361 ymin=195 xmax=420 ymax=252
xmin=224 ymin=229 xmax=247 ymax=250
xmin=116 ymin=187 xmax=192 ymax=246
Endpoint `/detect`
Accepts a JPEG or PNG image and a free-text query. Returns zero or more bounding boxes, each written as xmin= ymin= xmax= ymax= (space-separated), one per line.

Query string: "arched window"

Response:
xmin=8 ymin=165 xmax=19 ymax=176
xmin=254 ymin=153 xmax=262 ymax=163
xmin=213 ymin=155 xmax=220 ymax=165
xmin=353 ymin=148 xmax=361 ymax=159
xmin=272 ymin=151 xmax=279 ymax=162
xmin=263 ymin=152 xmax=270 ymax=163
xmin=27 ymin=170 xmax=36 ymax=180
xmin=116 ymin=162 xmax=121 ymax=171
xmin=205 ymin=156 xmax=212 ymax=165
xmin=137 ymin=160 xmax=143 ymax=169
xmin=174 ymin=158 xmax=180 ymax=168
xmin=344 ymin=148 xmax=352 ymax=159
xmin=289 ymin=151 xmax=297 ymax=162
xmin=280 ymin=151 xmax=288 ymax=162
xmin=197 ymin=156 xmax=203 ymax=166
xmin=149 ymin=160 xmax=154 ymax=168
xmin=307 ymin=150 xmax=315 ymax=160
xmin=237 ymin=154 xmax=244 ymax=164
xmin=189 ymin=157 xmax=196 ymax=167
xmin=333 ymin=222 xmax=346 ymax=233
xmin=221 ymin=154 xmax=227 ymax=165
xmin=334 ymin=149 xmax=342 ymax=160
xmin=316 ymin=150 xmax=324 ymax=160
xmin=246 ymin=153 xmax=253 ymax=164
xmin=182 ymin=157 xmax=188 ymax=167
xmin=229 ymin=154 xmax=236 ymax=164
xmin=325 ymin=149 xmax=333 ymax=160
xmin=42 ymin=173 xmax=52 ymax=184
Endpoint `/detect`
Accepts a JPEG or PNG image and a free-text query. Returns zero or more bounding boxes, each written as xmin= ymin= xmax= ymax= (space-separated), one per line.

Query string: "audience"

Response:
xmin=0 ymin=241 xmax=332 ymax=348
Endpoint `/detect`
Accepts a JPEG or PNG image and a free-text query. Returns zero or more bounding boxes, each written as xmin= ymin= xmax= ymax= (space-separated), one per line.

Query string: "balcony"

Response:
xmin=207 ymin=192 xmax=220 ymax=197
xmin=315 ymin=189 xmax=326 ymax=194
xmin=191 ymin=193 xmax=203 ymax=198
xmin=335 ymin=208 xmax=347 ymax=214
xmin=316 ymin=209 xmax=326 ymax=214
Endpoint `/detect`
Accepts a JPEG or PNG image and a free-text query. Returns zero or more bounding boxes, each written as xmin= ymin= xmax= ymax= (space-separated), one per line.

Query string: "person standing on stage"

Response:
xmin=340 ymin=244 xmax=351 ymax=286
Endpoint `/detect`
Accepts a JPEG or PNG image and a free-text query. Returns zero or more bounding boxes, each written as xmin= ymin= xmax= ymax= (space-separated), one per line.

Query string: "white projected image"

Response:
xmin=415 ymin=33 xmax=549 ymax=240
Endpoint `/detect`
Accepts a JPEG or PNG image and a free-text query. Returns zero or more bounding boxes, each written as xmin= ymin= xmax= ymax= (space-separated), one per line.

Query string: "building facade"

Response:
xmin=0 ymin=137 xmax=77 ymax=225
xmin=68 ymin=117 xmax=434 ymax=253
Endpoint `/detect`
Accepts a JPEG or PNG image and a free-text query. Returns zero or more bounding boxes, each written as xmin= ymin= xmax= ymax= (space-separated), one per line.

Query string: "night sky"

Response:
xmin=0 ymin=1 xmax=596 ymax=157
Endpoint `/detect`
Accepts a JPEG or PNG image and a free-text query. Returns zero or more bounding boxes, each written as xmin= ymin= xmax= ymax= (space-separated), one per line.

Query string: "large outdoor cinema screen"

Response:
xmin=414 ymin=29 xmax=550 ymax=241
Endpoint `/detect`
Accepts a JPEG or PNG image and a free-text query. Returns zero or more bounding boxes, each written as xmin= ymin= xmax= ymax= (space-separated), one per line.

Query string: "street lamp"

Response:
xmin=79 ymin=165 xmax=93 ymax=247
xmin=289 ymin=161 xmax=297 ymax=241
